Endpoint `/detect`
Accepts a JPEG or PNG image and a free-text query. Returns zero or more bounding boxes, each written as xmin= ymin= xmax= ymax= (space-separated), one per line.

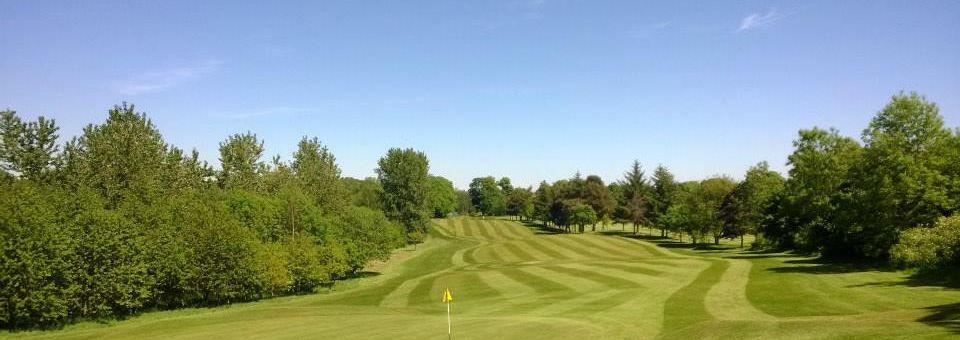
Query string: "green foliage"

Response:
xmin=455 ymin=189 xmax=474 ymax=215
xmin=505 ymin=187 xmax=534 ymax=220
xmin=891 ymin=215 xmax=960 ymax=271
xmin=181 ymin=200 xmax=264 ymax=304
xmin=218 ymin=132 xmax=265 ymax=191
xmin=833 ymin=93 xmax=956 ymax=258
xmin=760 ymin=127 xmax=861 ymax=251
xmin=721 ymin=162 xmax=784 ymax=244
xmin=425 ymin=176 xmax=458 ymax=218
xmin=583 ymin=175 xmax=615 ymax=227
xmin=568 ymin=203 xmax=597 ymax=233
xmin=376 ymin=148 xmax=430 ymax=242
xmin=60 ymin=103 xmax=170 ymax=208
xmin=0 ymin=182 xmax=71 ymax=329
xmin=469 ymin=176 xmax=505 ymax=216
xmin=651 ymin=165 xmax=678 ymax=228
xmin=328 ymin=206 xmax=404 ymax=273
xmin=0 ymin=110 xmax=59 ymax=181
xmin=293 ymin=137 xmax=346 ymax=213
xmin=0 ymin=103 xmax=412 ymax=329
xmin=342 ymin=177 xmax=383 ymax=210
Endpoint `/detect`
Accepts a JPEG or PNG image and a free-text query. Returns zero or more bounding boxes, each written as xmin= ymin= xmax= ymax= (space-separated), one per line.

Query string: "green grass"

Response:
xmin=4 ymin=218 xmax=958 ymax=339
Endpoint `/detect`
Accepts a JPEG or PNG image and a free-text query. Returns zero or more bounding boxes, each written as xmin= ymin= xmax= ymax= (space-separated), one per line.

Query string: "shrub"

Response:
xmin=891 ymin=215 xmax=960 ymax=270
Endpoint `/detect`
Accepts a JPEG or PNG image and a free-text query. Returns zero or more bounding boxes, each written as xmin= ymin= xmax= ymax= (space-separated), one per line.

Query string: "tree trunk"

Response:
xmin=740 ymin=234 xmax=744 ymax=248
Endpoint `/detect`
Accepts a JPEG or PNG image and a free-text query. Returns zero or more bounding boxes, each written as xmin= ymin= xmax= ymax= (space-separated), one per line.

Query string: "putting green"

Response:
xmin=6 ymin=217 xmax=958 ymax=339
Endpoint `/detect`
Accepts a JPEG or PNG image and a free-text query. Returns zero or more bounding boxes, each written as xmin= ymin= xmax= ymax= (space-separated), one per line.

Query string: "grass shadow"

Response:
xmin=848 ymin=268 xmax=960 ymax=290
xmin=521 ymin=221 xmax=565 ymax=235
xmin=767 ymin=257 xmax=895 ymax=275
xmin=919 ymin=302 xmax=960 ymax=334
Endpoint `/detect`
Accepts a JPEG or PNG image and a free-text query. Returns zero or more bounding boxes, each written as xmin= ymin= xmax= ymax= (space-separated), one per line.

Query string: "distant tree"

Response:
xmin=342 ymin=177 xmax=383 ymax=210
xmin=60 ymin=103 xmax=170 ymax=208
xmin=218 ymin=132 xmax=265 ymax=191
xmin=698 ymin=176 xmax=736 ymax=244
xmin=292 ymin=137 xmax=345 ymax=213
xmin=376 ymin=148 xmax=430 ymax=243
xmin=469 ymin=176 xmax=505 ymax=216
xmin=505 ymin=187 xmax=534 ymax=221
xmin=721 ymin=162 xmax=784 ymax=247
xmin=569 ymin=203 xmax=598 ymax=234
xmin=497 ymin=177 xmax=514 ymax=196
xmin=0 ymin=110 xmax=59 ymax=181
xmin=533 ymin=181 xmax=554 ymax=225
xmin=651 ymin=165 xmax=678 ymax=236
xmin=426 ymin=175 xmax=458 ymax=217
xmin=455 ymin=189 xmax=474 ymax=215
xmin=620 ymin=160 xmax=652 ymax=232
xmin=760 ymin=127 xmax=861 ymax=251
xmin=583 ymin=175 xmax=615 ymax=231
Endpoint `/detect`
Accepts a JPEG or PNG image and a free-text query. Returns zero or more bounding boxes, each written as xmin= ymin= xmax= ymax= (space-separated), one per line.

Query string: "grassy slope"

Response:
xmin=4 ymin=218 xmax=958 ymax=339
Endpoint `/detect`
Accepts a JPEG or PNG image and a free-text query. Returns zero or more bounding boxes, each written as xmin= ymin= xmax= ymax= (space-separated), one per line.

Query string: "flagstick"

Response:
xmin=447 ymin=300 xmax=452 ymax=340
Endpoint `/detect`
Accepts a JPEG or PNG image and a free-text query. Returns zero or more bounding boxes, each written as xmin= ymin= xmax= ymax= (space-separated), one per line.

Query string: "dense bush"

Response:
xmin=891 ymin=215 xmax=960 ymax=271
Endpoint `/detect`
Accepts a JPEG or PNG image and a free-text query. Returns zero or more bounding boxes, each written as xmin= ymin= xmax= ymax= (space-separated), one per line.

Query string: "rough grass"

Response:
xmin=4 ymin=218 xmax=958 ymax=339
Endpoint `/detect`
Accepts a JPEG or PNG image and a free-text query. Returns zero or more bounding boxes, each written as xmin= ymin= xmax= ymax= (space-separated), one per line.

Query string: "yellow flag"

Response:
xmin=442 ymin=288 xmax=453 ymax=303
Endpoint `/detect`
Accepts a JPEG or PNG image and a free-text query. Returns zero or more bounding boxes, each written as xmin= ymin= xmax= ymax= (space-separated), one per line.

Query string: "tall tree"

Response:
xmin=426 ymin=175 xmax=458 ymax=217
xmin=469 ymin=176 xmax=505 ymax=216
xmin=533 ymin=181 xmax=554 ymax=225
xmin=835 ymin=92 xmax=956 ymax=258
xmin=0 ymin=110 xmax=59 ymax=181
xmin=60 ymin=103 xmax=169 ymax=208
xmin=651 ymin=165 xmax=678 ymax=236
xmin=376 ymin=148 xmax=430 ymax=242
xmin=505 ymin=187 xmax=534 ymax=221
xmin=697 ymin=176 xmax=737 ymax=244
xmin=760 ymin=127 xmax=861 ymax=251
xmin=583 ymin=175 xmax=615 ymax=231
xmin=292 ymin=137 xmax=345 ymax=213
xmin=218 ymin=132 xmax=265 ymax=191
xmin=721 ymin=161 xmax=785 ymax=247
xmin=497 ymin=177 xmax=514 ymax=196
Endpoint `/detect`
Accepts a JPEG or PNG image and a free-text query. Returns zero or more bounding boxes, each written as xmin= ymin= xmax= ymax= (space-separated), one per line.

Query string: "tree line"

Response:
xmin=466 ymin=93 xmax=960 ymax=271
xmin=0 ymin=104 xmax=454 ymax=329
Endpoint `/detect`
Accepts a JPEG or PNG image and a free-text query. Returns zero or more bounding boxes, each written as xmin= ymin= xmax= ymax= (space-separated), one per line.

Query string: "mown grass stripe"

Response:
xmin=545 ymin=264 xmax=644 ymax=289
xmin=499 ymin=267 xmax=575 ymax=294
xmin=495 ymin=219 xmax=531 ymax=239
xmin=481 ymin=219 xmax=514 ymax=241
xmin=476 ymin=270 xmax=539 ymax=298
xmin=531 ymin=236 xmax=586 ymax=260
xmin=474 ymin=219 xmax=496 ymax=240
xmin=501 ymin=241 xmax=539 ymax=262
xmin=521 ymin=266 xmax=605 ymax=292
xmin=550 ymin=236 xmax=623 ymax=260
xmin=478 ymin=245 xmax=509 ymax=264
xmin=551 ymin=290 xmax=641 ymax=316
xmin=575 ymin=235 xmax=636 ymax=257
xmin=520 ymin=237 xmax=573 ymax=260
xmin=460 ymin=218 xmax=476 ymax=237
xmin=658 ymin=259 xmax=728 ymax=339
xmin=462 ymin=247 xmax=479 ymax=264
xmin=591 ymin=262 xmax=667 ymax=277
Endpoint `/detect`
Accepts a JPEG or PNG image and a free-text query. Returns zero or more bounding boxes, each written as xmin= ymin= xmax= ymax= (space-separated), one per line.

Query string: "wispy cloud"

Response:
xmin=118 ymin=59 xmax=222 ymax=95
xmin=737 ymin=9 xmax=785 ymax=32
xmin=628 ymin=21 xmax=673 ymax=39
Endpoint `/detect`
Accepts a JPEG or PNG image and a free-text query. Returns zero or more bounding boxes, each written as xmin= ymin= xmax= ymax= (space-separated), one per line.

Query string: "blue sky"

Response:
xmin=2 ymin=1 xmax=958 ymax=188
